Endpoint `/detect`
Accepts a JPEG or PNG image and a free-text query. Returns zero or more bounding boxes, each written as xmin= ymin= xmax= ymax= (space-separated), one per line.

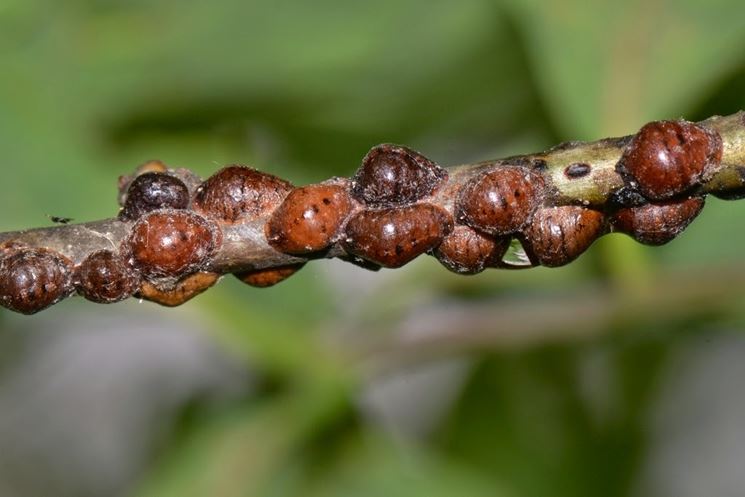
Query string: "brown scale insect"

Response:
xmin=351 ymin=144 xmax=448 ymax=207
xmin=193 ymin=165 xmax=293 ymax=223
xmin=137 ymin=272 xmax=220 ymax=306
xmin=457 ymin=165 xmax=544 ymax=236
xmin=234 ymin=264 xmax=306 ymax=288
xmin=433 ymin=225 xmax=510 ymax=274
xmin=126 ymin=210 xmax=221 ymax=279
xmin=76 ymin=250 xmax=141 ymax=303
xmin=619 ymin=120 xmax=722 ymax=200
xmin=521 ymin=206 xmax=606 ymax=267
xmin=119 ymin=172 xmax=190 ymax=221
xmin=0 ymin=248 xmax=73 ymax=314
xmin=266 ymin=183 xmax=352 ymax=254
xmin=611 ymin=196 xmax=705 ymax=246
xmin=343 ymin=204 xmax=453 ymax=268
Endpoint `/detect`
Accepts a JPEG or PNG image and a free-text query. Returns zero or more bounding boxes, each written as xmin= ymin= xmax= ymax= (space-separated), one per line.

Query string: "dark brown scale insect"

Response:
xmin=76 ymin=250 xmax=141 ymax=303
xmin=521 ymin=206 xmax=606 ymax=267
xmin=266 ymin=184 xmax=352 ymax=254
xmin=0 ymin=248 xmax=73 ymax=314
xmin=343 ymin=204 xmax=453 ymax=268
xmin=119 ymin=172 xmax=190 ymax=221
xmin=351 ymin=144 xmax=448 ymax=207
xmin=118 ymin=160 xmax=169 ymax=206
xmin=234 ymin=263 xmax=306 ymax=288
xmin=619 ymin=120 xmax=722 ymax=200
xmin=611 ymin=196 xmax=704 ymax=246
xmin=433 ymin=225 xmax=510 ymax=274
xmin=137 ymin=272 xmax=220 ymax=307
xmin=193 ymin=165 xmax=293 ymax=223
xmin=457 ymin=165 xmax=545 ymax=236
xmin=126 ymin=210 xmax=221 ymax=278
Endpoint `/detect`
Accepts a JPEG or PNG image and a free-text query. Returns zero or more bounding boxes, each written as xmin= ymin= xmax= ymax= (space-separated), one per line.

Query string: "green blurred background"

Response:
xmin=2 ymin=1 xmax=745 ymax=496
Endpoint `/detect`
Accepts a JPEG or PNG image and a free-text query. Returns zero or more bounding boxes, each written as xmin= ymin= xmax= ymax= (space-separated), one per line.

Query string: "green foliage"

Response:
xmin=2 ymin=1 xmax=745 ymax=496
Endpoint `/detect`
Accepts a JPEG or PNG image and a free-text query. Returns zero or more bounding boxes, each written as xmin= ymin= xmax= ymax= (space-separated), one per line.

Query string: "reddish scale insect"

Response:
xmin=457 ymin=165 xmax=544 ymax=236
xmin=193 ymin=165 xmax=293 ymax=223
xmin=0 ymin=248 xmax=73 ymax=314
xmin=433 ymin=225 xmax=510 ymax=274
xmin=126 ymin=210 xmax=221 ymax=279
xmin=76 ymin=250 xmax=141 ymax=303
xmin=619 ymin=120 xmax=722 ymax=200
xmin=521 ymin=206 xmax=606 ymax=267
xmin=266 ymin=183 xmax=352 ymax=254
xmin=137 ymin=272 xmax=220 ymax=307
xmin=234 ymin=264 xmax=306 ymax=288
xmin=612 ymin=196 xmax=705 ymax=246
xmin=351 ymin=144 xmax=448 ymax=207
xmin=119 ymin=172 xmax=190 ymax=221
xmin=343 ymin=204 xmax=453 ymax=268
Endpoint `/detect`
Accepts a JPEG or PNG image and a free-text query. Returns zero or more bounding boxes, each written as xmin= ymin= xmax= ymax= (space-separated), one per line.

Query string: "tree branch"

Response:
xmin=1 ymin=112 xmax=744 ymax=314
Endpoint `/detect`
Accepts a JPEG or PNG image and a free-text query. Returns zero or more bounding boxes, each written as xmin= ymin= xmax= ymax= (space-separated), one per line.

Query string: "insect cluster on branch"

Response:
xmin=0 ymin=116 xmax=738 ymax=314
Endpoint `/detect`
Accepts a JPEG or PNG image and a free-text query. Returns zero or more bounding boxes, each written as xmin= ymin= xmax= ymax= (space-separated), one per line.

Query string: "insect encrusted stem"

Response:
xmin=1 ymin=111 xmax=744 ymax=314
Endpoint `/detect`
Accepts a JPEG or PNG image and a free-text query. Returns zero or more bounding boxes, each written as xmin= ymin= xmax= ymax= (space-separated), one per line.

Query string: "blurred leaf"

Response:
xmin=138 ymin=382 xmax=353 ymax=497
xmin=296 ymin=431 xmax=511 ymax=497
xmin=506 ymin=0 xmax=745 ymax=137
xmin=436 ymin=334 xmax=672 ymax=497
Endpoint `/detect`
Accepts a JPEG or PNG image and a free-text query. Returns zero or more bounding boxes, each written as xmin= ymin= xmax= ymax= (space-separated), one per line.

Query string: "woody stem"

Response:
xmin=0 ymin=111 xmax=744 ymax=273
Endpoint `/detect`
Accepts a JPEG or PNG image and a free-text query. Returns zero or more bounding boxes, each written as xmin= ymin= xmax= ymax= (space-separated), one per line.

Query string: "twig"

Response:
xmin=0 ymin=112 xmax=743 ymax=314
